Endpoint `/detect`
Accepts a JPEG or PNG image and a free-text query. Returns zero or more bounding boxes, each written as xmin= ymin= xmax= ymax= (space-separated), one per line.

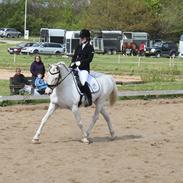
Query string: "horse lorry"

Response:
xmin=40 ymin=28 xmax=66 ymax=44
xmin=65 ymin=31 xmax=80 ymax=56
xmin=122 ymin=32 xmax=150 ymax=55
xmin=91 ymin=30 xmax=123 ymax=54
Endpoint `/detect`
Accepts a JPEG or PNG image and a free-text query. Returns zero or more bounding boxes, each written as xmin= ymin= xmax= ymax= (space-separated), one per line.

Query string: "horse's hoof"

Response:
xmin=81 ymin=138 xmax=90 ymax=144
xmin=32 ymin=139 xmax=41 ymax=144
xmin=110 ymin=134 xmax=117 ymax=141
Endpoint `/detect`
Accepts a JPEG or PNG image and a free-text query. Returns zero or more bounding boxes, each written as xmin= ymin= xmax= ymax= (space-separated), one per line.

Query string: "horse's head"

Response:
xmin=45 ymin=64 xmax=61 ymax=94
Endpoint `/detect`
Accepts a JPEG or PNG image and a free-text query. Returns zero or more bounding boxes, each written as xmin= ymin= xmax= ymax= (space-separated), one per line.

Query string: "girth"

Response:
xmin=72 ymin=70 xmax=84 ymax=106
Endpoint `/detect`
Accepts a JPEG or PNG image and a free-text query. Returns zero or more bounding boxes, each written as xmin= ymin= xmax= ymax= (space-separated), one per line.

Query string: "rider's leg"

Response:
xmin=83 ymin=82 xmax=92 ymax=106
xmin=78 ymin=70 xmax=88 ymax=86
xmin=78 ymin=70 xmax=92 ymax=107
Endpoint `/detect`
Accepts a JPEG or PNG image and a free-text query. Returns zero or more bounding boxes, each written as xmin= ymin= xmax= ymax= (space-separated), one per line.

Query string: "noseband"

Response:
xmin=47 ymin=66 xmax=72 ymax=90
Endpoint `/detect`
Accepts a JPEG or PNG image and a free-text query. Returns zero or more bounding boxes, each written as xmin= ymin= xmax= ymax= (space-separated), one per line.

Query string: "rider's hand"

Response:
xmin=75 ymin=61 xmax=81 ymax=66
xmin=70 ymin=62 xmax=75 ymax=67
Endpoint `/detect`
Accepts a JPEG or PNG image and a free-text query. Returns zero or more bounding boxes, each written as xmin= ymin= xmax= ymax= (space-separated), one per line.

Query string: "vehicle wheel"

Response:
xmin=112 ymin=50 xmax=117 ymax=55
xmin=33 ymin=50 xmax=39 ymax=54
xmin=156 ymin=52 xmax=161 ymax=58
xmin=55 ymin=51 xmax=61 ymax=55
xmin=6 ymin=34 xmax=10 ymax=38
xmin=107 ymin=50 xmax=112 ymax=55
xmin=170 ymin=52 xmax=176 ymax=58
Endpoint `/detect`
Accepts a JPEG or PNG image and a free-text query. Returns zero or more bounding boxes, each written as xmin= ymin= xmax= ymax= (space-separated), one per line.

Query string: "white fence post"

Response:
xmin=118 ymin=54 xmax=121 ymax=64
xmin=13 ymin=53 xmax=16 ymax=64
xmin=138 ymin=56 xmax=141 ymax=67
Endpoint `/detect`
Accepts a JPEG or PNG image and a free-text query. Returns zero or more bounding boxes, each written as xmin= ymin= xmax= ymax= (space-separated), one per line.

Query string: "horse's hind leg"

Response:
xmin=100 ymin=107 xmax=116 ymax=140
xmin=32 ymin=103 xmax=57 ymax=143
xmin=85 ymin=101 xmax=102 ymax=138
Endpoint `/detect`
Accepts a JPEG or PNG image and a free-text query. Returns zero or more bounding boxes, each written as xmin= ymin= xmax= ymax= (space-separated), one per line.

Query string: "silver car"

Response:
xmin=0 ymin=28 xmax=22 ymax=38
xmin=28 ymin=42 xmax=65 ymax=55
xmin=21 ymin=42 xmax=41 ymax=55
xmin=0 ymin=28 xmax=4 ymax=37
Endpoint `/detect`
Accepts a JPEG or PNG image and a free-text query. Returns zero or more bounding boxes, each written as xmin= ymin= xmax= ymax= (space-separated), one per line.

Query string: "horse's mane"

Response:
xmin=55 ymin=61 xmax=70 ymax=72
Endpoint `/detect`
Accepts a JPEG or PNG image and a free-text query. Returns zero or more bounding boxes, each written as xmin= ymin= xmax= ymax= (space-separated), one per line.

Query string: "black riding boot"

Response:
xmin=82 ymin=83 xmax=92 ymax=107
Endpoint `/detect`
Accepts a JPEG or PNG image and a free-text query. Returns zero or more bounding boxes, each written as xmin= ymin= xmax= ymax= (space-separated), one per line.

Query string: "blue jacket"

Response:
xmin=35 ymin=77 xmax=48 ymax=90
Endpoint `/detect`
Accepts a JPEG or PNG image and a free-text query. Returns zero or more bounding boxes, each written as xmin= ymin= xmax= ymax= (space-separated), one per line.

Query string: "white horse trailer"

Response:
xmin=92 ymin=30 xmax=123 ymax=54
xmin=179 ymin=34 xmax=183 ymax=58
xmin=40 ymin=28 xmax=65 ymax=44
xmin=65 ymin=31 xmax=80 ymax=55
xmin=123 ymin=32 xmax=150 ymax=47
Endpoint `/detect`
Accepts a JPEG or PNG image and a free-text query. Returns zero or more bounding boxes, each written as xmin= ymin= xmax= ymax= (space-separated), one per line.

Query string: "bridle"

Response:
xmin=47 ymin=65 xmax=72 ymax=90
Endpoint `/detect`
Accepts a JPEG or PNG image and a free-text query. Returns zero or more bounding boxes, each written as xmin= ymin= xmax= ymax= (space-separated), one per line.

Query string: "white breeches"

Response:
xmin=78 ymin=70 xmax=89 ymax=86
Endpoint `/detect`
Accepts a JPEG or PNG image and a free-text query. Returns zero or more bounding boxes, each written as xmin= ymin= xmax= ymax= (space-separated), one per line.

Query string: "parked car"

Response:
xmin=28 ymin=42 xmax=65 ymax=55
xmin=0 ymin=28 xmax=4 ymax=37
xmin=0 ymin=28 xmax=22 ymax=38
xmin=145 ymin=41 xmax=178 ymax=57
xmin=21 ymin=42 xmax=41 ymax=55
xmin=8 ymin=42 xmax=34 ymax=54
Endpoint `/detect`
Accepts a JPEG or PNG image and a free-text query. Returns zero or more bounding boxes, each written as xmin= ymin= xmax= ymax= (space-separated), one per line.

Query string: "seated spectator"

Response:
xmin=30 ymin=55 xmax=45 ymax=86
xmin=12 ymin=68 xmax=30 ymax=94
xmin=35 ymin=73 xmax=48 ymax=95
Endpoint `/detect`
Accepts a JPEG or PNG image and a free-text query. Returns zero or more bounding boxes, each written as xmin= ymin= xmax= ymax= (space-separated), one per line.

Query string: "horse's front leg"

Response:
xmin=32 ymin=103 xmax=57 ymax=144
xmin=71 ymin=105 xmax=89 ymax=144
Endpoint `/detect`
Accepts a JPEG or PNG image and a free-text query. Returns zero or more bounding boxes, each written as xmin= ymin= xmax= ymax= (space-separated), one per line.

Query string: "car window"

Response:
xmin=27 ymin=43 xmax=34 ymax=47
xmin=57 ymin=44 xmax=61 ymax=48
xmin=32 ymin=43 xmax=40 ymax=47
xmin=43 ymin=43 xmax=49 ymax=47
xmin=170 ymin=43 xmax=176 ymax=47
xmin=53 ymin=43 xmax=61 ymax=48
xmin=154 ymin=42 xmax=162 ymax=47
xmin=50 ymin=44 xmax=55 ymax=47
xmin=18 ymin=43 xmax=26 ymax=47
xmin=163 ymin=43 xmax=168 ymax=49
xmin=46 ymin=43 xmax=52 ymax=47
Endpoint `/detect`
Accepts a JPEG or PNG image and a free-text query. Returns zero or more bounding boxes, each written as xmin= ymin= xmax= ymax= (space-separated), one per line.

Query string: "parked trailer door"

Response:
xmin=92 ymin=38 xmax=104 ymax=53
xmin=179 ymin=34 xmax=183 ymax=58
xmin=65 ymin=31 xmax=80 ymax=55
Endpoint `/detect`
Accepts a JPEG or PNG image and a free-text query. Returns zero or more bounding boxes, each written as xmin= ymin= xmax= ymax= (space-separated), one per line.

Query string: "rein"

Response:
xmin=47 ymin=66 xmax=72 ymax=90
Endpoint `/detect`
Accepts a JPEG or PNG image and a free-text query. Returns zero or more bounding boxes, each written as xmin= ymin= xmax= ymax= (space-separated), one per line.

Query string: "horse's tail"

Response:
xmin=109 ymin=80 xmax=118 ymax=106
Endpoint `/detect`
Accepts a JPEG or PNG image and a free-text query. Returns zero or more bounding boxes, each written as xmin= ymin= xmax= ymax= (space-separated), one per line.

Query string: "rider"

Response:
xmin=70 ymin=29 xmax=94 ymax=107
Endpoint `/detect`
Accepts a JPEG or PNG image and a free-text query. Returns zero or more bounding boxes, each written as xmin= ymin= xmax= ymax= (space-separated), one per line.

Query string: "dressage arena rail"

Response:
xmin=1 ymin=90 xmax=183 ymax=102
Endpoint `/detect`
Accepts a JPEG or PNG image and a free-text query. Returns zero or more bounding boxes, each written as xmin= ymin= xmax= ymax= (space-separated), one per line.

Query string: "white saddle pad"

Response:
xmin=87 ymin=74 xmax=100 ymax=93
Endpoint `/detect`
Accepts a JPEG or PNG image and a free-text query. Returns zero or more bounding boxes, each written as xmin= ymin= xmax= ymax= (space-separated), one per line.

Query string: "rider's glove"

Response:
xmin=75 ymin=61 xmax=81 ymax=66
xmin=70 ymin=62 xmax=76 ymax=69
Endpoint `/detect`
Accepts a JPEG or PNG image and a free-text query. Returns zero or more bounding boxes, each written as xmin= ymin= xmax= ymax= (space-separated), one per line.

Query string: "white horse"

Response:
xmin=32 ymin=62 xmax=118 ymax=144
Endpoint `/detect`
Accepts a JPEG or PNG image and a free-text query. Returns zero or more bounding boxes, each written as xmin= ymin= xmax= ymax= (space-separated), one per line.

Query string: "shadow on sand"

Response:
xmin=91 ymin=134 xmax=143 ymax=143
xmin=58 ymin=134 xmax=143 ymax=144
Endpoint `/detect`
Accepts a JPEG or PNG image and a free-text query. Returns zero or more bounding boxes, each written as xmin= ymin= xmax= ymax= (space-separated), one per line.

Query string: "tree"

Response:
xmin=0 ymin=0 xmax=25 ymax=31
xmin=158 ymin=0 xmax=183 ymax=41
xmin=81 ymin=0 xmax=157 ymax=35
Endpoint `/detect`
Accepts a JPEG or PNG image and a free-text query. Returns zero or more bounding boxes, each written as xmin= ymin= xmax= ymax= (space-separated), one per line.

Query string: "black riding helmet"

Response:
xmin=79 ymin=29 xmax=90 ymax=39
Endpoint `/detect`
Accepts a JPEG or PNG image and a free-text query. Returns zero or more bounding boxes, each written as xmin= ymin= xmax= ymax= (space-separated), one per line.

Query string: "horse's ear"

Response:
xmin=56 ymin=65 xmax=59 ymax=70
